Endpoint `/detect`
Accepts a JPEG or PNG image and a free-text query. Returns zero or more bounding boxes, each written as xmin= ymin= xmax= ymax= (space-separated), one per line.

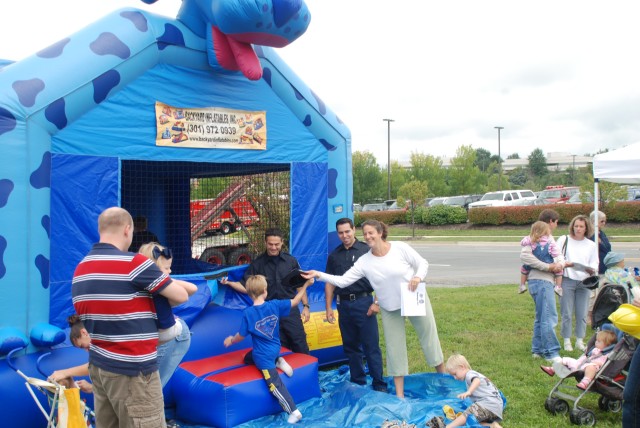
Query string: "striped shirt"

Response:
xmin=72 ymin=243 xmax=172 ymax=376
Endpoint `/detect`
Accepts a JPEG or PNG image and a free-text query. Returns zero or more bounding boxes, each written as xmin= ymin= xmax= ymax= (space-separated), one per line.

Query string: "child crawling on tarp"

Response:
xmin=224 ymin=274 xmax=311 ymax=424
xmin=426 ymin=354 xmax=503 ymax=428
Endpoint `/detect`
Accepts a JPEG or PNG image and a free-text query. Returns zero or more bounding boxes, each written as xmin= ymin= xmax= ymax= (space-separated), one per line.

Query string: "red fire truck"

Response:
xmin=190 ymin=196 xmax=259 ymax=235
xmin=538 ymin=185 xmax=579 ymax=204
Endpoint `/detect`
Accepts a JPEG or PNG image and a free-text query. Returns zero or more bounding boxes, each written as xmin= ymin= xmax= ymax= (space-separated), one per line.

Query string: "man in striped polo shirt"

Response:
xmin=72 ymin=207 xmax=188 ymax=428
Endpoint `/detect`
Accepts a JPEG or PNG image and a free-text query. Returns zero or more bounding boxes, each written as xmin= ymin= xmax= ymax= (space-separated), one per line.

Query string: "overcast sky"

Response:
xmin=3 ymin=0 xmax=640 ymax=166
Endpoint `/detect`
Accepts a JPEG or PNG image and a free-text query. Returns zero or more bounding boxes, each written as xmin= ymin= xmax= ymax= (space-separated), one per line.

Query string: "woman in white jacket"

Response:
xmin=303 ymin=220 xmax=444 ymax=398
xmin=556 ymin=215 xmax=598 ymax=352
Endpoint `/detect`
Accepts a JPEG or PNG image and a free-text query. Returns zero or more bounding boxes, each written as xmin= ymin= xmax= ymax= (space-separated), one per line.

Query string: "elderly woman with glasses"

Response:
xmin=588 ymin=210 xmax=611 ymax=275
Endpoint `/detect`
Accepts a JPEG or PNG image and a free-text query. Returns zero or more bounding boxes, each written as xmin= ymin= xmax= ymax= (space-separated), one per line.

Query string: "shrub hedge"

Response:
xmin=467 ymin=201 xmax=640 ymax=225
xmin=355 ymin=201 xmax=640 ymax=226
xmin=420 ymin=205 xmax=467 ymax=225
xmin=358 ymin=205 xmax=467 ymax=226
xmin=354 ymin=209 xmax=407 ymax=226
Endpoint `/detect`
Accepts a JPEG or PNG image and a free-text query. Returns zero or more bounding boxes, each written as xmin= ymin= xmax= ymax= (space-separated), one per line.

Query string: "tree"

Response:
xmin=398 ymin=180 xmax=428 ymax=237
xmin=409 ymin=152 xmax=448 ymax=197
xmin=390 ymin=160 xmax=408 ymax=198
xmin=474 ymin=148 xmax=492 ymax=172
xmin=528 ymin=148 xmax=548 ymax=177
xmin=579 ymin=181 xmax=627 ymax=205
xmin=352 ymin=151 xmax=383 ymax=204
xmin=448 ymin=145 xmax=485 ymax=195
xmin=191 ymin=177 xmax=228 ymax=200
xmin=507 ymin=153 xmax=520 ymax=159
xmin=508 ymin=166 xmax=528 ymax=187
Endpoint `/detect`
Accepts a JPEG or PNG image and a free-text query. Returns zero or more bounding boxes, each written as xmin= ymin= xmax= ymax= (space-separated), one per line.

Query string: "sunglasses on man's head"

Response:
xmin=152 ymin=246 xmax=172 ymax=260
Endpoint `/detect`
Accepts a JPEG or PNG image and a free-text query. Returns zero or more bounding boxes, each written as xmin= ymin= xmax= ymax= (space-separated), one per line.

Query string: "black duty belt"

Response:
xmin=336 ymin=291 xmax=371 ymax=302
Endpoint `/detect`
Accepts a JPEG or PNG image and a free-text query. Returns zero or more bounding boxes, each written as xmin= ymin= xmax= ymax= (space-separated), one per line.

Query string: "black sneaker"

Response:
xmin=373 ymin=384 xmax=389 ymax=393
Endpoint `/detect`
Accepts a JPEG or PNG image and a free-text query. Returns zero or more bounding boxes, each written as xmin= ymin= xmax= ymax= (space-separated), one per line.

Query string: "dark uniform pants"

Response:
xmin=337 ymin=294 xmax=386 ymax=390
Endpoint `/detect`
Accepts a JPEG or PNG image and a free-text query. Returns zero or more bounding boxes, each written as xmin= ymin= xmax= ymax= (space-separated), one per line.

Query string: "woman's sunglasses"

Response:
xmin=152 ymin=246 xmax=172 ymax=260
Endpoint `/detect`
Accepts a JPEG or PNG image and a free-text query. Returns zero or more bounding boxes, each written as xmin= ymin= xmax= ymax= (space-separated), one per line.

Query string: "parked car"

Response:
xmin=353 ymin=203 xmax=363 ymax=212
xmin=537 ymin=185 xmax=579 ymax=204
xmin=568 ymin=191 xmax=631 ymax=205
xmin=442 ymin=194 xmax=484 ymax=210
xmin=627 ymin=187 xmax=640 ymax=201
xmin=362 ymin=203 xmax=386 ymax=212
xmin=387 ymin=200 xmax=410 ymax=210
xmin=468 ymin=189 xmax=536 ymax=209
xmin=428 ymin=197 xmax=446 ymax=207
xmin=513 ymin=197 xmax=551 ymax=206
xmin=566 ymin=192 xmax=593 ymax=204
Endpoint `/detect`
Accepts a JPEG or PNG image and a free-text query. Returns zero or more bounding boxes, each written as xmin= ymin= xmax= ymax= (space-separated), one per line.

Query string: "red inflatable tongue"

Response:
xmin=211 ymin=26 xmax=262 ymax=81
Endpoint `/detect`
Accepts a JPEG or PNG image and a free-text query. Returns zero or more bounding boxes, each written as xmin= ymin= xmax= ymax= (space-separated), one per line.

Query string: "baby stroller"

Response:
xmin=543 ymin=281 xmax=638 ymax=426
xmin=591 ymin=281 xmax=634 ymax=330
xmin=7 ymin=346 xmax=94 ymax=427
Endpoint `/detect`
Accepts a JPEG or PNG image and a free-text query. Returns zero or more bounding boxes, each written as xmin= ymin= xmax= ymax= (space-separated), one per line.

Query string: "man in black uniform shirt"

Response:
xmin=128 ymin=215 xmax=159 ymax=252
xmin=223 ymin=228 xmax=311 ymax=354
xmin=325 ymin=218 xmax=386 ymax=392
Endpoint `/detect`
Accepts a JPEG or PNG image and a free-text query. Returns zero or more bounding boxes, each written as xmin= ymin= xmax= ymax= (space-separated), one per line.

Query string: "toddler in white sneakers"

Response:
xmin=518 ymin=221 xmax=565 ymax=296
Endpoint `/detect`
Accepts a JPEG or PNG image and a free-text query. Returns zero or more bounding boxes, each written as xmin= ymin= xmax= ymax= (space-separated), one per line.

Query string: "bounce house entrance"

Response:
xmin=120 ymin=160 xmax=291 ymax=274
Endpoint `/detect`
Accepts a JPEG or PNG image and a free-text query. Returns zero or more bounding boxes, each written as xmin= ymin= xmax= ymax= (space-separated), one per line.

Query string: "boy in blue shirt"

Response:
xmin=224 ymin=274 xmax=312 ymax=424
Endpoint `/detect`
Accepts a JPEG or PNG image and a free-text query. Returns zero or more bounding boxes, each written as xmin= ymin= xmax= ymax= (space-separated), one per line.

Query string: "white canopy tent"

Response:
xmin=593 ymin=142 xmax=640 ymax=185
xmin=591 ymin=142 xmax=640 ymax=248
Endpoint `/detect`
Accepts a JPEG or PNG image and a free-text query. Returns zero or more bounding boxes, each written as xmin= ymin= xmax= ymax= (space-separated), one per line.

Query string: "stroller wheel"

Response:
xmin=544 ymin=397 xmax=555 ymax=414
xmin=545 ymin=397 xmax=569 ymax=415
xmin=570 ymin=408 xmax=596 ymax=426
xmin=598 ymin=396 xmax=622 ymax=413
xmin=598 ymin=396 xmax=609 ymax=411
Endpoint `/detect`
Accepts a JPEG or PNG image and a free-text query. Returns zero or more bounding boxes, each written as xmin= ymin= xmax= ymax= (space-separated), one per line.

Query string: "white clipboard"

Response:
xmin=400 ymin=282 xmax=427 ymax=316
xmin=568 ymin=261 xmax=590 ymax=272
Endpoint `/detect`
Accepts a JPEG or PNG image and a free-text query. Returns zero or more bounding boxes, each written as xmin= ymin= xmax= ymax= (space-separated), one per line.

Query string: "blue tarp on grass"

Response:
xmin=177 ymin=368 xmax=505 ymax=427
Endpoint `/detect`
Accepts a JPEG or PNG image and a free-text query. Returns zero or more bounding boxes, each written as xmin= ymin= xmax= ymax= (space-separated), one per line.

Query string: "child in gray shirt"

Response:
xmin=427 ymin=354 xmax=503 ymax=428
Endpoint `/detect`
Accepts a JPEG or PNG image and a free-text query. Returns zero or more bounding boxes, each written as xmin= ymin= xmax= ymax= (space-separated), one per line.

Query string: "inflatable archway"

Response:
xmin=0 ymin=1 xmax=354 ymax=425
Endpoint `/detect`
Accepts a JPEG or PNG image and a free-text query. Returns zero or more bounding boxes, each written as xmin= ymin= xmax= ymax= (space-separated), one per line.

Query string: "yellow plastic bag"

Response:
xmin=57 ymin=387 xmax=87 ymax=428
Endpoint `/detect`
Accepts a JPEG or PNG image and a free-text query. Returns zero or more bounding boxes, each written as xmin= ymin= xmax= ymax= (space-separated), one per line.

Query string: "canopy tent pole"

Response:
xmin=593 ymin=179 xmax=599 ymax=249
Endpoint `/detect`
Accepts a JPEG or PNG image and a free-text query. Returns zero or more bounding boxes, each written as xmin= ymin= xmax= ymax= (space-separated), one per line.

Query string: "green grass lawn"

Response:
xmin=380 ymin=285 xmax=624 ymax=427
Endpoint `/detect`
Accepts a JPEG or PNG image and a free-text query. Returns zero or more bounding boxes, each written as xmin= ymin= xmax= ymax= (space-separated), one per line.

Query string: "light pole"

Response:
xmin=383 ymin=118 xmax=394 ymax=200
xmin=494 ymin=126 xmax=504 ymax=191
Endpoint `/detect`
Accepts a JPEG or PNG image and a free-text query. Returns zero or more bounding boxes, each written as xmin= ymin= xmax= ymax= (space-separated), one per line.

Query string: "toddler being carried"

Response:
xmin=518 ymin=221 xmax=565 ymax=296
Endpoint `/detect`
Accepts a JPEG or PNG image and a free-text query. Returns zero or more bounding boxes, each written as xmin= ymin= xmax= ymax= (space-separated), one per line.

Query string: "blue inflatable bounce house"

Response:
xmin=0 ymin=0 xmax=358 ymax=426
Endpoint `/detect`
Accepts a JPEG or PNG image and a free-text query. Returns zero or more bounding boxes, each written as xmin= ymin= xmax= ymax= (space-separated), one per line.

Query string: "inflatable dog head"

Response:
xmin=143 ymin=0 xmax=311 ymax=80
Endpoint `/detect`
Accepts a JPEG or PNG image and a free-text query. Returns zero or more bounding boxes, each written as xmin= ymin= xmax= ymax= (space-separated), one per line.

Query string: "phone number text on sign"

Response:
xmin=187 ymin=124 xmax=238 ymax=136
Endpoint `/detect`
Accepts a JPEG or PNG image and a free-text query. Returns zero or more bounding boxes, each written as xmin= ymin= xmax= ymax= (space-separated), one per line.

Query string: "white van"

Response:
xmin=468 ymin=189 xmax=536 ymax=209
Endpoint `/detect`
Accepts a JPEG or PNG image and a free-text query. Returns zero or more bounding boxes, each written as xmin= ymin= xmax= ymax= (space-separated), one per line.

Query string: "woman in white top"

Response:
xmin=303 ymin=220 xmax=444 ymax=398
xmin=556 ymin=215 xmax=598 ymax=352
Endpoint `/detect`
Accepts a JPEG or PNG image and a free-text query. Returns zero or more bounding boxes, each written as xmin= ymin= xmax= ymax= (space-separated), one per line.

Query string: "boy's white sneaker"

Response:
xmin=287 ymin=409 xmax=302 ymax=424
xmin=276 ymin=357 xmax=294 ymax=377
xmin=575 ymin=339 xmax=586 ymax=352
xmin=564 ymin=339 xmax=573 ymax=352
